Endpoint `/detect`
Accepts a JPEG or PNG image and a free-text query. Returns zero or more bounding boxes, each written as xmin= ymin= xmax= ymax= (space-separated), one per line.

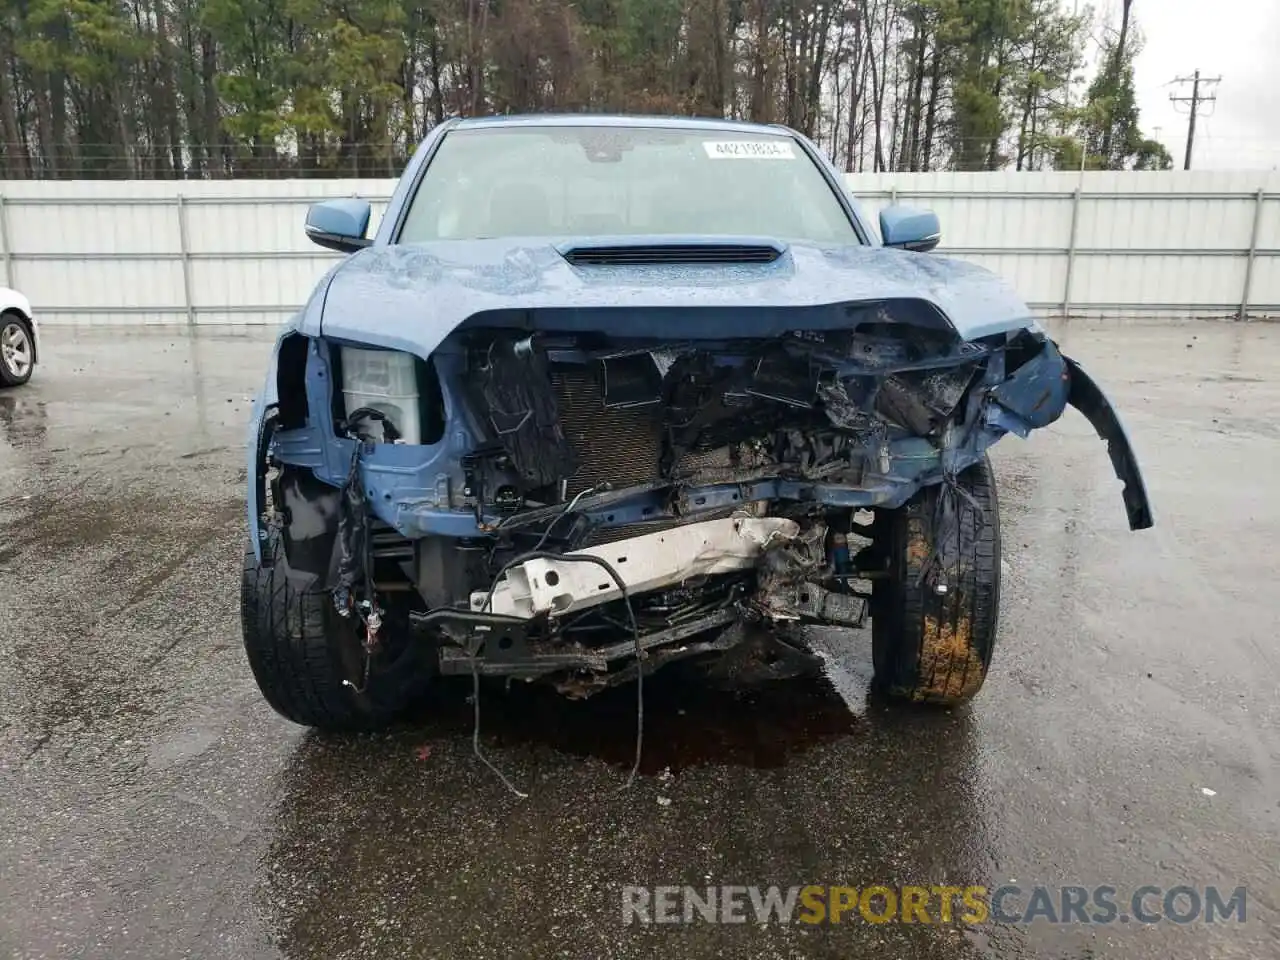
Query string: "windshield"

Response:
xmin=397 ymin=125 xmax=861 ymax=245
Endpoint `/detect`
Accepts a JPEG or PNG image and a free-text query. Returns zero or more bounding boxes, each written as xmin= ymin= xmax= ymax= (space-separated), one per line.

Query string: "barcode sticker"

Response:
xmin=702 ymin=140 xmax=796 ymax=160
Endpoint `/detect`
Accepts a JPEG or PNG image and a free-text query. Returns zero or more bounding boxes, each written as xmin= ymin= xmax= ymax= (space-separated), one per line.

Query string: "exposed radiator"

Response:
xmin=549 ymin=364 xmax=757 ymax=546
xmin=551 ymin=365 xmax=663 ymax=498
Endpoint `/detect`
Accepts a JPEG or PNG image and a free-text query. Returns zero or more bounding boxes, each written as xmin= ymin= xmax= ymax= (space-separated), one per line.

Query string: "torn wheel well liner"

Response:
xmin=276 ymin=334 xmax=311 ymax=430
xmin=279 ymin=465 xmax=343 ymax=580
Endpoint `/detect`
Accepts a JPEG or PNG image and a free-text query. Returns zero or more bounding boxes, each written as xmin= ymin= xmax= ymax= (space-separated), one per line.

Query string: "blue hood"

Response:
xmin=317 ymin=239 xmax=1040 ymax=354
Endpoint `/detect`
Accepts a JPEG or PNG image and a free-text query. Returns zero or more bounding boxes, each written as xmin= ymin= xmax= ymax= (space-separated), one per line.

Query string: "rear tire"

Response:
xmin=870 ymin=456 xmax=1001 ymax=705
xmin=241 ymin=532 xmax=429 ymax=731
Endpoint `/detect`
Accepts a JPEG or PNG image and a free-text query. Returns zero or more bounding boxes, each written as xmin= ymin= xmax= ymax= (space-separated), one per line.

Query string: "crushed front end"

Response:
xmin=248 ymin=298 xmax=1150 ymax=697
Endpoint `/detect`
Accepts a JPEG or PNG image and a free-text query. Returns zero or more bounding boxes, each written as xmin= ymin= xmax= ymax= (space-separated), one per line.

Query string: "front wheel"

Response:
xmin=870 ymin=456 xmax=1001 ymax=706
xmin=240 ymin=532 xmax=432 ymax=731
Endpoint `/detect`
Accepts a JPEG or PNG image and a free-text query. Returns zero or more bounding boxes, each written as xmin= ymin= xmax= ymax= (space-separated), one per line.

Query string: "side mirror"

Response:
xmin=305 ymin=198 xmax=372 ymax=254
xmin=879 ymin=205 xmax=941 ymax=253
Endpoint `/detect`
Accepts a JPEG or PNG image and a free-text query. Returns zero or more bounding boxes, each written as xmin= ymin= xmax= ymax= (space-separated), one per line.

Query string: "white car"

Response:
xmin=0 ymin=286 xmax=38 ymax=386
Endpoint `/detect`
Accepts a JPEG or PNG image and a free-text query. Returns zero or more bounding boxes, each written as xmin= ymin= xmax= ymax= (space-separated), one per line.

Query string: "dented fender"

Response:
xmin=983 ymin=338 xmax=1151 ymax=532
xmin=1064 ymin=356 xmax=1154 ymax=531
xmin=987 ymin=337 xmax=1071 ymax=432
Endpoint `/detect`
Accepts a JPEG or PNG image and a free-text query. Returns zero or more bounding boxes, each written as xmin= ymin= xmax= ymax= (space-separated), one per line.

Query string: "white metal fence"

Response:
xmin=1 ymin=170 xmax=1277 ymax=325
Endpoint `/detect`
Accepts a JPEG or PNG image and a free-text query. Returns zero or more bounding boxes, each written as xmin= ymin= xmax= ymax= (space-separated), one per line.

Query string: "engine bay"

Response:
xmin=449 ymin=318 xmax=1007 ymax=547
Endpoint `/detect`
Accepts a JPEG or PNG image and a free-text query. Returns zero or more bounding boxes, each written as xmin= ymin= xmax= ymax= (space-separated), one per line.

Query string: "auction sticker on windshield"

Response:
xmin=702 ymin=140 xmax=796 ymax=159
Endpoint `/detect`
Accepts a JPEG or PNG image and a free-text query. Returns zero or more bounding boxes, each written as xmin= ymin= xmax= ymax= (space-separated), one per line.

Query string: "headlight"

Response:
xmin=339 ymin=346 xmax=422 ymax=443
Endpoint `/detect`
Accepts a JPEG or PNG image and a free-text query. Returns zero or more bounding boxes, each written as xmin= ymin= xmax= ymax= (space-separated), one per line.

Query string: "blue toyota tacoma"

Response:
xmin=242 ymin=115 xmax=1152 ymax=732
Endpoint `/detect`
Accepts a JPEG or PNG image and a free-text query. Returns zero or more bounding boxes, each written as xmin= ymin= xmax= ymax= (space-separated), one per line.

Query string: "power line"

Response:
xmin=1169 ymin=70 xmax=1221 ymax=170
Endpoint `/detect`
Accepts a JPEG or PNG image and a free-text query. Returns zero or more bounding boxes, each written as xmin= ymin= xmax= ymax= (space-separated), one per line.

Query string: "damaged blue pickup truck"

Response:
xmin=242 ymin=115 xmax=1152 ymax=733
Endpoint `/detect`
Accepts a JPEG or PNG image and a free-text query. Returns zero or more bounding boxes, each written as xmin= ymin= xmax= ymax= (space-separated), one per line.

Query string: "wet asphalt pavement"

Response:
xmin=1 ymin=319 xmax=1277 ymax=959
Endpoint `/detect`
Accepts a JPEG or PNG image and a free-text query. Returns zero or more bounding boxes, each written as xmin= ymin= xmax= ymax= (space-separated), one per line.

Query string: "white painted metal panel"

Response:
xmin=5 ymin=199 xmax=179 ymax=255
xmin=1248 ymin=195 xmax=1280 ymax=311
xmin=17 ymin=259 xmax=185 ymax=308
xmin=190 ymin=256 xmax=337 ymax=308
xmin=848 ymin=170 xmax=1280 ymax=317
xmin=1074 ymin=253 xmax=1247 ymax=310
xmin=3 ymin=171 xmax=1279 ymax=324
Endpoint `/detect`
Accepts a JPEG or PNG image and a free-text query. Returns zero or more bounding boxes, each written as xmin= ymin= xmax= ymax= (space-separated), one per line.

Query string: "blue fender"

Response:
xmin=1064 ymin=357 xmax=1154 ymax=531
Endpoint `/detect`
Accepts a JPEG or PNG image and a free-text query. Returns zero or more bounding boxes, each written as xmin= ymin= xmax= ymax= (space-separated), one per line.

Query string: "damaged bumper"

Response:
xmin=246 ymin=303 xmax=1152 ymax=692
xmin=416 ymin=513 xmax=863 ymax=692
xmin=475 ymin=517 xmax=799 ymax=618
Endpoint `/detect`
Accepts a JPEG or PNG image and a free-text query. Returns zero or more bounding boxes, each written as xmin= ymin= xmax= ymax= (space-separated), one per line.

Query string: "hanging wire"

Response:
xmin=469 ymin=549 xmax=644 ymax=798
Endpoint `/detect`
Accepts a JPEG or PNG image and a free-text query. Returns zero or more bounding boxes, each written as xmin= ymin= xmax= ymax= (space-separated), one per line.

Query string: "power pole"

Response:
xmin=1170 ymin=70 xmax=1221 ymax=170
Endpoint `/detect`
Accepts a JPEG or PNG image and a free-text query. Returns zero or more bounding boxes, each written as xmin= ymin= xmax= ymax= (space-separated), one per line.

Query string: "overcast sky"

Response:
xmin=1126 ymin=0 xmax=1280 ymax=169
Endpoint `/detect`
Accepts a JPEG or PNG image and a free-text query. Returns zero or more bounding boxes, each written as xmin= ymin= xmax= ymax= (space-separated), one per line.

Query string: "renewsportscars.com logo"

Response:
xmin=621 ymin=885 xmax=1248 ymax=926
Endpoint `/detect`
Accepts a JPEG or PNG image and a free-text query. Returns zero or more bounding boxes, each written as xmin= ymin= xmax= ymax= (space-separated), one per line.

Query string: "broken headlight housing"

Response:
xmin=338 ymin=346 xmax=423 ymax=443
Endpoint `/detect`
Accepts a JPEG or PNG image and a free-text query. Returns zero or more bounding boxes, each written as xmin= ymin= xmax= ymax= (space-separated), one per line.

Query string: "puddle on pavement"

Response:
xmin=404 ymin=648 xmax=871 ymax=774
xmin=0 ymin=394 xmax=48 ymax=449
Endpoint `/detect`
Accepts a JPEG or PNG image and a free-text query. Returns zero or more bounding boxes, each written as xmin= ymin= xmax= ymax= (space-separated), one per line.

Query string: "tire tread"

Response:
xmin=872 ymin=456 xmax=1001 ymax=706
xmin=240 ymin=538 xmax=389 ymax=730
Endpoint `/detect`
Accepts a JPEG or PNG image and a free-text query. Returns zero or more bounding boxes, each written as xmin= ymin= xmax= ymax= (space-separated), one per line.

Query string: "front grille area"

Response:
xmin=551 ymin=365 xmax=663 ymax=497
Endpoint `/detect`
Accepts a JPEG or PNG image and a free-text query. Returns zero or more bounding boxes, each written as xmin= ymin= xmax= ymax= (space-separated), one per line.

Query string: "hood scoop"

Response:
xmin=560 ymin=240 xmax=784 ymax=267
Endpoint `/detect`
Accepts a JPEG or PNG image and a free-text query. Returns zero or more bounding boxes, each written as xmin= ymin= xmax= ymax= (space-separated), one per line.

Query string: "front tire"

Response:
xmin=241 ymin=532 xmax=429 ymax=731
xmin=870 ymin=456 xmax=1001 ymax=705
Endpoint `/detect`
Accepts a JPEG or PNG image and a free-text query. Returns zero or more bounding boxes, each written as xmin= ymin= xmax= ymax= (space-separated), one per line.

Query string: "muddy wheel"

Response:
xmin=870 ymin=456 xmax=1001 ymax=706
xmin=240 ymin=532 xmax=431 ymax=731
